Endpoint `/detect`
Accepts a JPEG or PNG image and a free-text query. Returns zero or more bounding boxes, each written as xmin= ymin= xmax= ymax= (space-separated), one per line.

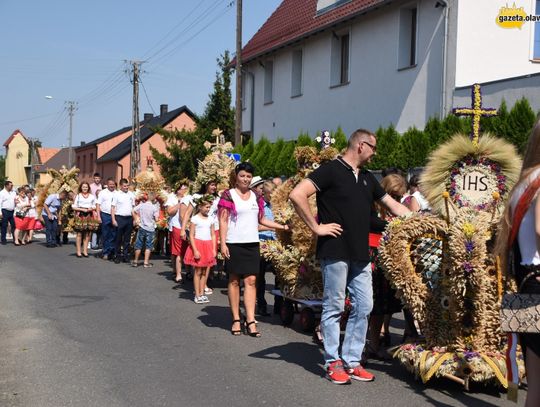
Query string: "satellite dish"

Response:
xmin=45 ymin=96 xmax=53 ymax=99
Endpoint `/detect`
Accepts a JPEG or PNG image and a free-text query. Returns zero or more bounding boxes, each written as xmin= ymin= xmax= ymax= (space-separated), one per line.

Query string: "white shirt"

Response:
xmin=74 ymin=193 xmax=96 ymax=209
xmin=511 ymin=167 xmax=540 ymax=266
xmin=226 ymin=189 xmax=260 ymax=244
xmin=190 ymin=214 xmax=213 ymax=241
xmin=97 ymin=188 xmax=116 ymax=215
xmin=0 ymin=189 xmax=16 ymax=211
xmin=27 ymin=196 xmax=37 ymax=218
xmin=165 ymin=194 xmax=182 ymax=230
xmin=189 ymin=194 xmax=220 ymax=230
xmin=112 ymin=190 xmax=135 ymax=216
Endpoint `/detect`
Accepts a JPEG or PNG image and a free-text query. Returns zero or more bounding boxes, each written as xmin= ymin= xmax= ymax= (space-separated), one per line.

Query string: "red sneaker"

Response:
xmin=326 ymin=360 xmax=351 ymax=384
xmin=347 ymin=366 xmax=375 ymax=382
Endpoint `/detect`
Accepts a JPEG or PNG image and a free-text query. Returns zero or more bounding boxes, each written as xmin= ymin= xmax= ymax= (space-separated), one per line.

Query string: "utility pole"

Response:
xmin=66 ymin=101 xmax=77 ymax=168
xmin=234 ymin=0 xmax=242 ymax=146
xmin=29 ymin=138 xmax=40 ymax=187
xmin=127 ymin=60 xmax=144 ymax=179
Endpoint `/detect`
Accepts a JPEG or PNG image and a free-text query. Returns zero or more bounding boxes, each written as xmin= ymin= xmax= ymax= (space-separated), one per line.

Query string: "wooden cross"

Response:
xmin=204 ymin=128 xmax=226 ymax=150
xmin=453 ymin=83 xmax=498 ymax=146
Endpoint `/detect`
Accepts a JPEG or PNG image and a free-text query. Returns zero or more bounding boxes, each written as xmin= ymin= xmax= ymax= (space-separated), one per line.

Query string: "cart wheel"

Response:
xmin=280 ymin=300 xmax=295 ymax=326
xmin=300 ymin=308 xmax=316 ymax=332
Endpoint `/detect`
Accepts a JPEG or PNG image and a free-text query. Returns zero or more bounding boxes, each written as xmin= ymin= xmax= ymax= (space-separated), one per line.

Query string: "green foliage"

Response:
xmin=367 ymin=125 xmax=400 ymax=170
xmin=265 ymin=138 xmax=285 ymax=178
xmin=150 ymin=127 xmax=210 ymax=187
xmin=394 ymin=127 xmax=431 ymax=170
xmin=297 ymin=131 xmax=314 ymax=147
xmin=250 ymin=137 xmax=272 ymax=176
xmin=197 ymin=50 xmax=235 ymax=141
xmin=275 ymin=141 xmax=296 ymax=177
xmin=332 ymin=126 xmax=348 ymax=151
xmin=507 ymin=98 xmax=537 ymax=153
xmin=0 ymin=155 xmax=5 ymax=185
xmin=241 ymin=139 xmax=255 ymax=162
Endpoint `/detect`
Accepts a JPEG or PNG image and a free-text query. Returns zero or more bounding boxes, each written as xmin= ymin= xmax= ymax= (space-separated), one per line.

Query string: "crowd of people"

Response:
xmin=0 ymin=125 xmax=538 ymax=403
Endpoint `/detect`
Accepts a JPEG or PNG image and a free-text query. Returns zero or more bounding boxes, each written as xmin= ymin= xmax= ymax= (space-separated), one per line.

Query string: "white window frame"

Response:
xmin=530 ymin=0 xmax=540 ymax=61
xmin=397 ymin=2 xmax=419 ymax=71
xmin=291 ymin=48 xmax=304 ymax=97
xmin=330 ymin=27 xmax=351 ymax=88
xmin=263 ymin=59 xmax=274 ymax=105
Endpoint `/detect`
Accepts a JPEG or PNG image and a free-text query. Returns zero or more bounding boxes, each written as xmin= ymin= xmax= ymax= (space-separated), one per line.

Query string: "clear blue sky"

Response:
xmin=0 ymin=0 xmax=281 ymax=150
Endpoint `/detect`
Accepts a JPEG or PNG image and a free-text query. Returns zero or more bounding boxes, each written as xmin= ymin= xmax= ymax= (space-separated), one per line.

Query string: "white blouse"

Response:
xmin=74 ymin=193 xmax=96 ymax=210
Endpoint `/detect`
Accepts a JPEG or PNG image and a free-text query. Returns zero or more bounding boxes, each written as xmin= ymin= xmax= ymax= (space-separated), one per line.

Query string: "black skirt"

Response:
xmin=225 ymin=242 xmax=260 ymax=276
xmin=519 ymin=277 xmax=540 ymax=358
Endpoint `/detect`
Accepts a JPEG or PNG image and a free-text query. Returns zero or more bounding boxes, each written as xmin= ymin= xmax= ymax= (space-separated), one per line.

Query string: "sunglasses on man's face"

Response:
xmin=362 ymin=141 xmax=377 ymax=153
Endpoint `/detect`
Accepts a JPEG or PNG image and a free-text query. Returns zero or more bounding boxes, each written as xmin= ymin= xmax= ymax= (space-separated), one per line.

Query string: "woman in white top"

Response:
xmin=72 ymin=181 xmax=97 ymax=258
xmin=496 ymin=121 xmax=540 ymax=407
xmin=166 ymin=182 xmax=190 ymax=283
xmin=13 ymin=187 xmax=31 ymax=245
xmin=182 ymin=180 xmax=220 ymax=294
xmin=24 ymin=188 xmax=38 ymax=243
xmin=219 ymin=162 xmax=289 ymax=337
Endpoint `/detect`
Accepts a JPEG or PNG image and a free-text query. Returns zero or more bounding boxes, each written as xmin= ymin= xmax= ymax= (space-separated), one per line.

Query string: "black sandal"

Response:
xmin=231 ymin=319 xmax=242 ymax=336
xmin=244 ymin=321 xmax=261 ymax=338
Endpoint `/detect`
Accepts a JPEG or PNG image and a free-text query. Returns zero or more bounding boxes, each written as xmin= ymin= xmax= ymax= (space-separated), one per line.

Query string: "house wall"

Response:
xmin=75 ymin=144 xmax=97 ymax=181
xmin=242 ymin=0 xmax=446 ymax=140
xmin=455 ymin=0 xmax=540 ymax=87
xmin=96 ymin=130 xmax=132 ymax=158
xmin=5 ymin=133 xmax=29 ymax=186
xmin=101 ymin=112 xmax=196 ymax=183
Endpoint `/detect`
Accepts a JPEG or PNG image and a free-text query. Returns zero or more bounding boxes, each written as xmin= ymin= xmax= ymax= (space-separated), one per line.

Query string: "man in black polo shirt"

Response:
xmin=290 ymin=129 xmax=410 ymax=385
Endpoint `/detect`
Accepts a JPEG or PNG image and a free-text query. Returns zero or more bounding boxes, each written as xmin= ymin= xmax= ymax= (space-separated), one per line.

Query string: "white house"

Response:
xmin=240 ymin=0 xmax=540 ymax=141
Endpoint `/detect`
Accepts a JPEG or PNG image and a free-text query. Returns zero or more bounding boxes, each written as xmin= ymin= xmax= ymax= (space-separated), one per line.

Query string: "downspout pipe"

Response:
xmin=438 ymin=0 xmax=449 ymax=119
xmin=247 ymin=70 xmax=255 ymax=140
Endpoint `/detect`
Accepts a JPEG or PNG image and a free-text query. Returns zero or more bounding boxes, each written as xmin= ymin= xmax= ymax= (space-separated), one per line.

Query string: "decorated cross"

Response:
xmin=203 ymin=128 xmax=226 ymax=150
xmin=453 ymin=83 xmax=498 ymax=147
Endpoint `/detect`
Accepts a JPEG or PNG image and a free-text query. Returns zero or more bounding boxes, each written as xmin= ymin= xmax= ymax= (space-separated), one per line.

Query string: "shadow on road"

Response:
xmin=248 ymin=341 xmax=324 ymax=377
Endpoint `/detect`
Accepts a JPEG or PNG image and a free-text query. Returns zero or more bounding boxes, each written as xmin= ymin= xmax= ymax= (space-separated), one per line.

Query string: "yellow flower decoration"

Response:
xmin=462 ymin=222 xmax=476 ymax=238
xmin=492 ymin=191 xmax=500 ymax=201
xmin=442 ymin=191 xmax=450 ymax=199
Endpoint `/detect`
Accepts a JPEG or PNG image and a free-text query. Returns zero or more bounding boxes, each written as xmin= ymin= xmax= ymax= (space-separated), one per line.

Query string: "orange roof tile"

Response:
xmin=241 ymin=0 xmax=389 ymax=63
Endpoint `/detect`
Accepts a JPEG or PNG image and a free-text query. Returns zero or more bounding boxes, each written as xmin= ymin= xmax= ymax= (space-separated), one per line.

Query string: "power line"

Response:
xmin=0 ymin=111 xmax=63 ymax=126
xmin=148 ymin=2 xmax=234 ymax=69
xmin=140 ymin=78 xmax=156 ymax=115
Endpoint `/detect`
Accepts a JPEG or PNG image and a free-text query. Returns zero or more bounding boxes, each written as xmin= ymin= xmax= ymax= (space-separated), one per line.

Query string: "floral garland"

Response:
xmin=448 ymin=156 xmax=507 ymax=211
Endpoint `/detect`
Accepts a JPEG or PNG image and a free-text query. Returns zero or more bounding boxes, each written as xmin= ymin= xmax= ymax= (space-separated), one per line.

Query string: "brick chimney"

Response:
xmin=160 ymin=104 xmax=168 ymax=117
xmin=144 ymin=113 xmax=153 ymax=121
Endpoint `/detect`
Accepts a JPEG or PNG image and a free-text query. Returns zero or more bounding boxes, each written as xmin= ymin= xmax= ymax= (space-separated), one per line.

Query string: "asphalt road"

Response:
xmin=0 ymin=238 xmax=527 ymax=407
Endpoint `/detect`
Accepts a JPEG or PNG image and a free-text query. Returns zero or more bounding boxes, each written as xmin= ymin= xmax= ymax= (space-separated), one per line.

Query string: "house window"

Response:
xmin=264 ymin=60 xmax=274 ymax=104
xmin=534 ymin=0 xmax=540 ymax=59
xmin=398 ymin=5 xmax=418 ymax=69
xmin=291 ymin=49 xmax=303 ymax=97
xmin=90 ymin=153 xmax=94 ymax=173
xmin=82 ymin=155 xmax=86 ymax=174
xmin=331 ymin=30 xmax=350 ymax=86
xmin=77 ymin=156 xmax=80 ymax=169
xmin=317 ymin=0 xmax=352 ymax=14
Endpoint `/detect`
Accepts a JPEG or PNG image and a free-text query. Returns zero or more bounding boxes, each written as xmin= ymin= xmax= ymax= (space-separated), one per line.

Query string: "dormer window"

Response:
xmin=316 ymin=0 xmax=352 ymax=15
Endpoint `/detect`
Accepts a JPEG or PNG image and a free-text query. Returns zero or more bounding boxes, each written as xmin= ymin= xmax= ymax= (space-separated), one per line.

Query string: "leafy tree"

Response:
xmin=275 ymin=141 xmax=296 ymax=177
xmin=423 ymin=117 xmax=443 ymax=152
xmin=150 ymin=127 xmax=210 ymax=187
xmin=367 ymin=125 xmax=400 ymax=170
xmin=265 ymin=138 xmax=285 ymax=178
xmin=507 ymin=98 xmax=536 ymax=153
xmin=197 ymin=51 xmax=235 ymax=141
xmin=241 ymin=139 xmax=254 ymax=162
xmin=250 ymin=137 xmax=272 ymax=175
xmin=0 ymin=155 xmax=5 ymax=185
xmin=297 ymin=131 xmax=314 ymax=147
xmin=332 ymin=126 xmax=348 ymax=151
xmin=394 ymin=127 xmax=431 ymax=170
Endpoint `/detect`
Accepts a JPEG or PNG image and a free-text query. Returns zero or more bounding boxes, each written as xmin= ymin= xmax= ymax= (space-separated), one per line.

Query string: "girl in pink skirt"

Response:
xmin=184 ymin=195 xmax=217 ymax=304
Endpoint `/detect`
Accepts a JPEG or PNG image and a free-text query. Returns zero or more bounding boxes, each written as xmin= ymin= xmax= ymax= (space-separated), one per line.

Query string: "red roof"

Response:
xmin=241 ymin=0 xmax=389 ymax=63
xmin=3 ymin=129 xmax=28 ymax=147
xmin=37 ymin=147 xmax=60 ymax=164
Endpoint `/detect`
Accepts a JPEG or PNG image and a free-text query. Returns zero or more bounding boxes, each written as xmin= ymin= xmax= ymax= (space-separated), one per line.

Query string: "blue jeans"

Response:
xmin=1 ymin=209 xmax=15 ymax=244
xmin=101 ymin=212 xmax=116 ymax=256
xmin=134 ymin=228 xmax=155 ymax=251
xmin=43 ymin=215 xmax=58 ymax=246
xmin=320 ymin=259 xmax=373 ymax=369
xmin=115 ymin=215 xmax=133 ymax=260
